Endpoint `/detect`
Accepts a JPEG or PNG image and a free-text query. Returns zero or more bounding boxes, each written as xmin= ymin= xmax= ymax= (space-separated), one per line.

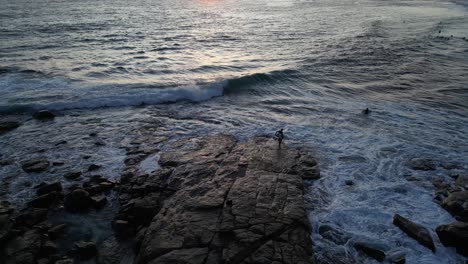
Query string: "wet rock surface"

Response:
xmin=408 ymin=158 xmax=437 ymax=171
xmin=21 ymin=159 xmax=50 ymax=172
xmin=392 ymin=214 xmax=435 ymax=252
xmin=117 ymin=134 xmax=319 ymax=264
xmin=436 ymin=221 xmax=468 ymax=256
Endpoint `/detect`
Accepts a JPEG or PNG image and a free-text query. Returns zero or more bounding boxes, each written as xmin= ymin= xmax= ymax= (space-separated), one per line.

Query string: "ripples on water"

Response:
xmin=1 ymin=0 xmax=468 ymax=263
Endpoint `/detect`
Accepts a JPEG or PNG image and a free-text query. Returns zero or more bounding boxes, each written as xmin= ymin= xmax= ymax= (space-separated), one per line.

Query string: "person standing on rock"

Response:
xmin=275 ymin=129 xmax=284 ymax=149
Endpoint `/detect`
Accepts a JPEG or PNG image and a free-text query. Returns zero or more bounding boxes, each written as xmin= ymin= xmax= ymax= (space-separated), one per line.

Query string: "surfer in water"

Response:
xmin=275 ymin=129 xmax=284 ymax=149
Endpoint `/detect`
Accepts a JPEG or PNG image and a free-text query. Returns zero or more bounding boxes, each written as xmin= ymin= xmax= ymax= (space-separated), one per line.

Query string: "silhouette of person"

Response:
xmin=363 ymin=108 xmax=370 ymax=115
xmin=275 ymin=129 xmax=284 ymax=149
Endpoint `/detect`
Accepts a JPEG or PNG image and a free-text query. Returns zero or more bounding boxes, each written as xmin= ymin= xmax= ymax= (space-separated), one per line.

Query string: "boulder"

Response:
xmin=318 ymin=224 xmax=350 ymax=245
xmin=33 ymin=110 xmax=55 ymax=120
xmin=22 ymin=159 xmax=50 ymax=172
xmin=392 ymin=214 xmax=435 ymax=252
xmin=455 ymin=175 xmax=468 ymax=188
xmin=64 ymin=189 xmax=92 ymax=212
xmin=0 ymin=121 xmax=20 ymax=133
xmin=88 ymin=164 xmax=101 ymax=171
xmin=91 ymin=195 xmax=107 ymax=209
xmin=436 ymin=221 xmax=468 ymax=256
xmin=441 ymin=191 xmax=468 ymax=221
xmin=36 ymin=182 xmax=62 ymax=196
xmin=64 ymin=172 xmax=82 ymax=180
xmin=409 ymin=158 xmax=437 ymax=171
xmin=27 ymin=192 xmax=61 ymax=208
xmin=386 ymin=249 xmax=406 ymax=264
xmin=353 ymin=241 xmax=389 ymax=262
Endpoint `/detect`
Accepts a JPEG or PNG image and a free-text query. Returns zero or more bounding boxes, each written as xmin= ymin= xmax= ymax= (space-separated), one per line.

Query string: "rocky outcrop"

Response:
xmin=117 ymin=134 xmax=318 ymax=264
xmin=393 ymin=214 xmax=435 ymax=252
xmin=436 ymin=221 xmax=468 ymax=256
xmin=409 ymin=158 xmax=436 ymax=171
xmin=21 ymin=159 xmax=50 ymax=173
xmin=33 ymin=110 xmax=55 ymax=120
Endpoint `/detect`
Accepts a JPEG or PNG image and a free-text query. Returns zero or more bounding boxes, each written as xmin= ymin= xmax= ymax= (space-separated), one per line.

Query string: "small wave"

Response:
xmin=0 ymin=81 xmax=227 ymax=114
xmin=224 ymin=69 xmax=300 ymax=94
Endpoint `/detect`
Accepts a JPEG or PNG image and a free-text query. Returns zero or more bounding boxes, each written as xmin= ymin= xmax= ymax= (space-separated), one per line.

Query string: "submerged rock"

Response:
xmin=36 ymin=182 xmax=62 ymax=196
xmin=131 ymin=134 xmax=318 ymax=264
xmin=353 ymin=241 xmax=389 ymax=262
xmin=409 ymin=158 xmax=437 ymax=171
xmin=64 ymin=171 xmax=82 ymax=180
xmin=33 ymin=110 xmax=55 ymax=120
xmin=22 ymin=159 xmax=50 ymax=172
xmin=392 ymin=214 xmax=435 ymax=252
xmin=0 ymin=121 xmax=20 ymax=133
xmin=436 ymin=221 xmax=468 ymax=256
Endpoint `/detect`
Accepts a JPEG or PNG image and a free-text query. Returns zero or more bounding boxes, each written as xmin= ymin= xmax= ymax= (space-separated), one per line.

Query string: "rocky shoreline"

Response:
xmin=0 ymin=130 xmax=321 ymax=264
xmin=1 ymin=114 xmax=467 ymax=264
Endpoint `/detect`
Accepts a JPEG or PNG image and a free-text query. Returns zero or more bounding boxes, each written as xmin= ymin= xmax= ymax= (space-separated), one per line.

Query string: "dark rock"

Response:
xmin=64 ymin=189 xmax=92 ymax=212
xmin=74 ymin=241 xmax=97 ymax=260
xmin=0 ymin=159 xmax=13 ymax=166
xmin=41 ymin=240 xmax=58 ymax=256
xmin=436 ymin=221 xmax=468 ymax=256
xmin=455 ymin=175 xmax=468 ymax=188
xmin=88 ymin=164 xmax=101 ymax=171
xmin=64 ymin=171 xmax=81 ymax=180
xmin=55 ymin=140 xmax=67 ymax=146
xmin=48 ymin=224 xmax=67 ymax=240
xmin=354 ymin=241 xmax=389 ymax=262
xmin=409 ymin=158 xmax=437 ymax=171
xmin=386 ymin=249 xmax=406 ymax=264
xmin=345 ymin=180 xmax=354 ymax=186
xmin=0 ymin=200 xmax=14 ymax=215
xmin=318 ymin=224 xmax=350 ymax=245
xmin=3 ymin=228 xmax=44 ymax=263
xmin=37 ymin=182 xmax=62 ymax=196
xmin=22 ymin=159 xmax=50 ymax=172
xmin=27 ymin=192 xmax=61 ymax=208
xmin=393 ymin=214 xmax=435 ymax=252
xmin=33 ymin=110 xmax=55 ymax=120
xmin=0 ymin=121 xmax=20 ymax=133
xmin=91 ymin=195 xmax=107 ymax=209
xmin=441 ymin=162 xmax=464 ymax=170
xmin=441 ymin=191 xmax=468 ymax=221
xmin=15 ymin=208 xmax=48 ymax=227
xmin=52 ymin=161 xmax=65 ymax=166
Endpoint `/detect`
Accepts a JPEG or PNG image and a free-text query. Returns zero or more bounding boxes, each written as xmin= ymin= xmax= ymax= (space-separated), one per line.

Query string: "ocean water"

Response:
xmin=1 ymin=0 xmax=468 ymax=263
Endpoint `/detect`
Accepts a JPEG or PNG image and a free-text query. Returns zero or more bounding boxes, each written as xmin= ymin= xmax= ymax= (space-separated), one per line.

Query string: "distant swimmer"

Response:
xmin=275 ymin=129 xmax=284 ymax=149
xmin=362 ymin=108 xmax=371 ymax=115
